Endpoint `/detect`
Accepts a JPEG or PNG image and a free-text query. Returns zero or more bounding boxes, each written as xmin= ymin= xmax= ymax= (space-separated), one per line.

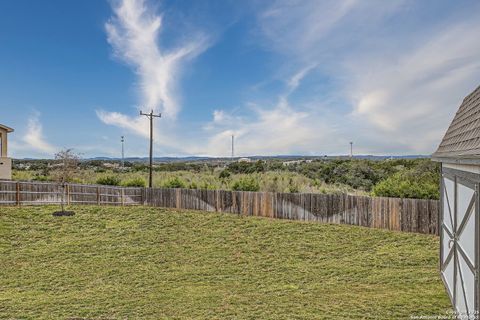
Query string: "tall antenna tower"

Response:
xmin=350 ymin=141 xmax=353 ymax=158
xmin=231 ymin=135 xmax=234 ymax=159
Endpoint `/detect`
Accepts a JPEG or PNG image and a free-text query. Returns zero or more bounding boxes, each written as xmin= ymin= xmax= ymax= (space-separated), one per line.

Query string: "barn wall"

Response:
xmin=440 ymin=165 xmax=480 ymax=315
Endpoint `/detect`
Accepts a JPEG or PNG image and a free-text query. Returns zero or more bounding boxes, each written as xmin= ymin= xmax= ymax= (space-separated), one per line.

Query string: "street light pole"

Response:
xmin=140 ymin=109 xmax=161 ymax=188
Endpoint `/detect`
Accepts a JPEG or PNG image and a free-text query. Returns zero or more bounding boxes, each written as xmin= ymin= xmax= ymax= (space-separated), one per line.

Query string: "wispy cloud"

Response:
xmin=95 ymin=0 xmax=480 ymax=157
xmin=22 ymin=112 xmax=56 ymax=155
xmin=202 ymin=67 xmax=337 ymax=156
xmin=98 ymin=0 xmax=209 ymax=144
xmin=253 ymin=0 xmax=480 ymax=154
xmin=285 ymin=64 xmax=316 ymax=95
xmin=105 ymin=0 xmax=208 ymax=118
xmin=96 ymin=110 xmax=149 ymax=138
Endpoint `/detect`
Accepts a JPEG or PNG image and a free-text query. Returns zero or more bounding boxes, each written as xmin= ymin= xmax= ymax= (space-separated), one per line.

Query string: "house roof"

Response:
xmin=432 ymin=85 xmax=480 ymax=164
xmin=0 ymin=124 xmax=14 ymax=133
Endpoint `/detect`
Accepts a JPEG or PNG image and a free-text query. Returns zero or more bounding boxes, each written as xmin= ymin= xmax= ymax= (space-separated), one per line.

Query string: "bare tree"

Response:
xmin=53 ymin=149 xmax=80 ymax=212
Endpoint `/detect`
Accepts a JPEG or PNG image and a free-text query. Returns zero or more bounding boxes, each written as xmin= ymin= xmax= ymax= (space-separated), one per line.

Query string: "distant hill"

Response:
xmin=15 ymin=154 xmax=430 ymax=162
xmin=82 ymin=154 xmax=430 ymax=163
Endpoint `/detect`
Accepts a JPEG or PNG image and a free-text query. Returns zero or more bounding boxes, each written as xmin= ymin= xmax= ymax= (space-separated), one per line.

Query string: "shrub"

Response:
xmin=288 ymin=178 xmax=300 ymax=193
xmin=228 ymin=160 xmax=265 ymax=174
xmin=199 ymin=182 xmax=215 ymax=190
xmin=122 ymin=177 xmax=146 ymax=187
xmin=96 ymin=175 xmax=121 ymax=186
xmin=33 ymin=175 xmax=49 ymax=182
xmin=232 ymin=177 xmax=260 ymax=192
xmin=219 ymin=169 xmax=231 ymax=179
xmin=163 ymin=177 xmax=186 ymax=189
xmin=372 ymin=171 xmax=439 ymax=200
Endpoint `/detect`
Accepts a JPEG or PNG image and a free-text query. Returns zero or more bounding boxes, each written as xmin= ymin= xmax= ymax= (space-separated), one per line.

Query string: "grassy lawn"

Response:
xmin=0 ymin=206 xmax=450 ymax=319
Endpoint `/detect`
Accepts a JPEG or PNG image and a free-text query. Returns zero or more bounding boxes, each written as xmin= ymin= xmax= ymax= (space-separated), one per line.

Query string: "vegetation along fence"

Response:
xmin=0 ymin=181 xmax=439 ymax=235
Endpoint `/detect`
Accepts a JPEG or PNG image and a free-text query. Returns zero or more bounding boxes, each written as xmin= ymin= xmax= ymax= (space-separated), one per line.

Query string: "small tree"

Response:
xmin=53 ymin=149 xmax=80 ymax=212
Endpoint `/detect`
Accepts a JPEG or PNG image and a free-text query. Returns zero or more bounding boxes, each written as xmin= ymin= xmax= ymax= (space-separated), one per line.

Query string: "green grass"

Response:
xmin=0 ymin=206 xmax=450 ymax=319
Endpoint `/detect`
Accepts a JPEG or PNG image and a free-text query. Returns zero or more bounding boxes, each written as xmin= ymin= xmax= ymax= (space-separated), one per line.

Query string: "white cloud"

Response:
xmin=98 ymin=0 xmax=209 ymax=150
xmin=286 ymin=64 xmax=316 ymax=94
xmin=347 ymin=20 xmax=480 ymax=152
xmin=94 ymin=0 xmax=480 ymax=157
xmin=96 ymin=110 xmax=149 ymax=138
xmin=258 ymin=0 xmax=358 ymax=59
xmin=105 ymin=0 xmax=208 ymax=118
xmin=22 ymin=112 xmax=56 ymax=155
xmin=255 ymin=0 xmax=480 ymax=155
xmin=201 ymin=67 xmax=337 ymax=156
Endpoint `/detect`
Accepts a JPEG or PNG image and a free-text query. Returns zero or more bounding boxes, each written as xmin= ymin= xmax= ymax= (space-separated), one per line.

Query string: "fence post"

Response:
xmin=16 ymin=182 xmax=20 ymax=206
xmin=97 ymin=186 xmax=100 ymax=205
xmin=66 ymin=184 xmax=70 ymax=206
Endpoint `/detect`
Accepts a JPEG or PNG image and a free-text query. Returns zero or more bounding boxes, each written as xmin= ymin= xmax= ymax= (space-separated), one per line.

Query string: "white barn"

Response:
xmin=432 ymin=85 xmax=480 ymax=317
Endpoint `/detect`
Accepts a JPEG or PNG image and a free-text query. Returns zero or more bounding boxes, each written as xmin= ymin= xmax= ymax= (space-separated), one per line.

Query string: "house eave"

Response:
xmin=431 ymin=156 xmax=480 ymax=165
xmin=0 ymin=124 xmax=14 ymax=133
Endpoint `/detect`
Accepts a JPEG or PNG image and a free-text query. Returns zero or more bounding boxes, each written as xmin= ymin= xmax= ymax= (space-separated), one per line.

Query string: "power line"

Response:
xmin=140 ymin=109 xmax=161 ymax=188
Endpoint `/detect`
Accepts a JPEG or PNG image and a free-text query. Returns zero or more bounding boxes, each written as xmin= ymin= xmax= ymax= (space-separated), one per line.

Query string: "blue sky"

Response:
xmin=1 ymin=0 xmax=480 ymax=158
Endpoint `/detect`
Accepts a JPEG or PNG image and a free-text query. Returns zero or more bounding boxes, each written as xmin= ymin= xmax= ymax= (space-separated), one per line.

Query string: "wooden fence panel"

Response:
xmin=0 ymin=181 xmax=439 ymax=235
xmin=123 ymin=187 xmax=143 ymax=205
xmin=69 ymin=184 xmax=97 ymax=204
xmin=0 ymin=181 xmax=143 ymax=206
xmin=19 ymin=181 xmax=63 ymax=205
xmin=0 ymin=181 xmax=17 ymax=205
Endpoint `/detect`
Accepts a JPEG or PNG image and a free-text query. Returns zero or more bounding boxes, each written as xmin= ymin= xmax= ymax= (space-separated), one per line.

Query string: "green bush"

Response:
xmin=163 ymin=177 xmax=186 ymax=189
xmin=232 ymin=177 xmax=260 ymax=192
xmin=288 ymin=178 xmax=300 ymax=193
xmin=122 ymin=177 xmax=146 ymax=187
xmin=372 ymin=171 xmax=439 ymax=199
xmin=96 ymin=175 xmax=121 ymax=186
xmin=199 ymin=182 xmax=215 ymax=190
xmin=32 ymin=175 xmax=49 ymax=182
xmin=228 ymin=160 xmax=265 ymax=174
xmin=219 ymin=169 xmax=231 ymax=179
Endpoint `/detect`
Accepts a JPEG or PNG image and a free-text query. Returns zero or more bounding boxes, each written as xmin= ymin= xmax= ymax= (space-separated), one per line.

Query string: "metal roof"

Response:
xmin=432 ymin=85 xmax=480 ymax=163
xmin=0 ymin=124 xmax=14 ymax=133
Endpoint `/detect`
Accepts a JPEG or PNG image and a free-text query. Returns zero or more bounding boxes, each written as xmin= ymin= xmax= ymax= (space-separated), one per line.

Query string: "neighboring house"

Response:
xmin=0 ymin=123 xmax=14 ymax=180
xmin=432 ymin=85 xmax=480 ymax=316
xmin=238 ymin=158 xmax=252 ymax=163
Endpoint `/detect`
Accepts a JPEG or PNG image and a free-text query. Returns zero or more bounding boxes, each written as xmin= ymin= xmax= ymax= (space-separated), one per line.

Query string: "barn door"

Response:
xmin=441 ymin=173 xmax=478 ymax=317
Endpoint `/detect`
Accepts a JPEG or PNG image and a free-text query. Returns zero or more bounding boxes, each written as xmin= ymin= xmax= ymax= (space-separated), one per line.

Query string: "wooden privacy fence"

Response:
xmin=0 ymin=181 xmax=439 ymax=235
xmin=0 ymin=181 xmax=143 ymax=206
xmin=144 ymin=188 xmax=440 ymax=235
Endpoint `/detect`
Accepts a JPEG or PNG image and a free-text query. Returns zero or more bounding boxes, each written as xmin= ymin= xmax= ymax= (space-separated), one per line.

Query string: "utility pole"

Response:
xmin=231 ymin=135 xmax=234 ymax=159
xmin=350 ymin=141 xmax=353 ymax=158
xmin=140 ymin=109 xmax=161 ymax=188
xmin=121 ymin=136 xmax=125 ymax=169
